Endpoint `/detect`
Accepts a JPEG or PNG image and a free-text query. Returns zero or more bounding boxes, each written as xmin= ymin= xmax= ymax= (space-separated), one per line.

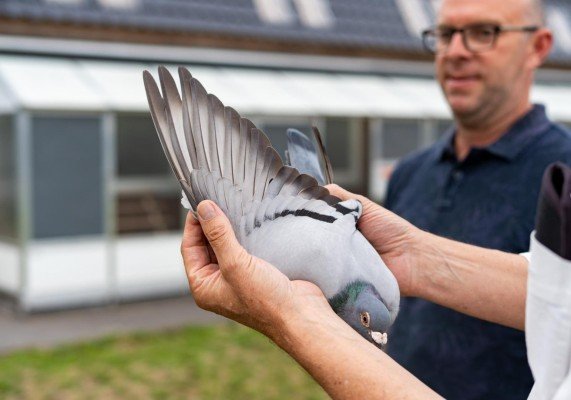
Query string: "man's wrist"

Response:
xmin=270 ymin=299 xmax=346 ymax=352
xmin=401 ymin=227 xmax=434 ymax=298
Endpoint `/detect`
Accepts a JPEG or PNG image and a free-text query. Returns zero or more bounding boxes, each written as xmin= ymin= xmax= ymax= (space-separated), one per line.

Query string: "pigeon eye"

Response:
xmin=360 ymin=311 xmax=370 ymax=328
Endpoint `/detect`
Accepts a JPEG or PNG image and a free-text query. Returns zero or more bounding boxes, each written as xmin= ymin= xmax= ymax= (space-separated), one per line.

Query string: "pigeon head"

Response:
xmin=326 ymin=200 xmax=399 ymax=346
xmin=330 ymin=281 xmax=392 ymax=348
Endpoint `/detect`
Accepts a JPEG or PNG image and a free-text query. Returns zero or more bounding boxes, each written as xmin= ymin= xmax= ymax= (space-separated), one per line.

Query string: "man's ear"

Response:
xmin=528 ymin=28 xmax=553 ymax=69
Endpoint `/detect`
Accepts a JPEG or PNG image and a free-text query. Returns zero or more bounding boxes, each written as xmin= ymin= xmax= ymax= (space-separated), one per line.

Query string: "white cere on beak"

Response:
xmin=371 ymin=331 xmax=388 ymax=346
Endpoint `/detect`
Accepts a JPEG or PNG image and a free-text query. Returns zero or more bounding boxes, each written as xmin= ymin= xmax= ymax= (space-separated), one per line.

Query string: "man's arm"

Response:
xmin=327 ymin=185 xmax=528 ymax=330
xmin=413 ymin=230 xmax=528 ymax=329
xmin=183 ymin=201 xmax=442 ymax=400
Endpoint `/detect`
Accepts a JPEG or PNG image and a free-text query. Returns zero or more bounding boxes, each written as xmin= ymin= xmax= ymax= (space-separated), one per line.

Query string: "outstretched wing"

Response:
xmin=143 ymin=66 xmax=340 ymax=235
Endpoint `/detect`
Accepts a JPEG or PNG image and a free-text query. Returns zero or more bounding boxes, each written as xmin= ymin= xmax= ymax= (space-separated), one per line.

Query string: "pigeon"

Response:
xmin=142 ymin=66 xmax=400 ymax=347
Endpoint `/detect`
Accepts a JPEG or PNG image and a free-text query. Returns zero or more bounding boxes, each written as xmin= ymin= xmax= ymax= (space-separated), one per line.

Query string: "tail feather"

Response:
xmin=312 ymin=127 xmax=334 ymax=185
xmin=286 ymin=127 xmax=334 ymax=185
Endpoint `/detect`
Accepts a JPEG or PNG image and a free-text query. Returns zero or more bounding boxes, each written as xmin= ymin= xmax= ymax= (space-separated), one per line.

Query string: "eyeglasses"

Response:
xmin=422 ymin=24 xmax=540 ymax=54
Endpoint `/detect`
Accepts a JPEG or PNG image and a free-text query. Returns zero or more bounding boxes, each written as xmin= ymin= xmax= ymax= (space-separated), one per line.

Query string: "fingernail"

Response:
xmin=198 ymin=202 xmax=217 ymax=221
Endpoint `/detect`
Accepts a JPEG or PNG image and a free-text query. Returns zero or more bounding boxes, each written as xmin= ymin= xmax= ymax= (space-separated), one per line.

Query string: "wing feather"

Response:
xmin=143 ymin=71 xmax=185 ymax=181
xmin=144 ymin=67 xmax=341 ymax=232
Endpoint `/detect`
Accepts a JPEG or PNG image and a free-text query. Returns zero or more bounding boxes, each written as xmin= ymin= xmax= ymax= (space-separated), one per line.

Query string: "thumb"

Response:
xmin=196 ymin=200 xmax=253 ymax=278
xmin=325 ymin=184 xmax=355 ymax=201
xmin=325 ymin=184 xmax=376 ymax=214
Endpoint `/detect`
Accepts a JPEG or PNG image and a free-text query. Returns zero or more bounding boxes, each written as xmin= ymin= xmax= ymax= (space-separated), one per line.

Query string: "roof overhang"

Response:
xmin=0 ymin=54 xmax=570 ymax=122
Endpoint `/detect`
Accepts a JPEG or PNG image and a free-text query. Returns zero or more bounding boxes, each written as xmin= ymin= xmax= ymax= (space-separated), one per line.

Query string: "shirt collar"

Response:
xmin=436 ymin=128 xmax=456 ymax=161
xmin=436 ymin=104 xmax=552 ymax=162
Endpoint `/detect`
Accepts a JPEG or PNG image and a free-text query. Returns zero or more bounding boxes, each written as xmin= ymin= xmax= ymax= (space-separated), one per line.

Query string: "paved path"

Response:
xmin=0 ymin=296 xmax=225 ymax=355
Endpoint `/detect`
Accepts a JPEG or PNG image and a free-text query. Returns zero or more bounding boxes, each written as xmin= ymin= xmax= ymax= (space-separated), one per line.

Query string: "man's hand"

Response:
xmin=326 ymin=184 xmax=421 ymax=297
xmin=326 ymin=185 xmax=528 ymax=329
xmin=181 ymin=199 xmax=442 ymax=400
xmin=181 ymin=200 xmax=331 ymax=342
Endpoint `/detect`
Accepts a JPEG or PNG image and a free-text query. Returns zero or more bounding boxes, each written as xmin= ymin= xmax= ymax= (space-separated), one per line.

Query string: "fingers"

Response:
xmin=196 ymin=201 xmax=254 ymax=283
xmin=181 ymin=211 xmax=213 ymax=283
xmin=182 ymin=211 xmax=204 ymax=249
xmin=326 ymin=184 xmax=372 ymax=209
xmin=325 ymin=184 xmax=355 ymax=201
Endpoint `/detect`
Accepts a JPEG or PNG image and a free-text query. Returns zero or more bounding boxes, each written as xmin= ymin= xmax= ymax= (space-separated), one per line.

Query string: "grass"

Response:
xmin=0 ymin=323 xmax=329 ymax=400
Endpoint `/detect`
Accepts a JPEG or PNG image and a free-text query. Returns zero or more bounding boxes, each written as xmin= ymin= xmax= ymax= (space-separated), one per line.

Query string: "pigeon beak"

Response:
xmin=370 ymin=331 xmax=388 ymax=346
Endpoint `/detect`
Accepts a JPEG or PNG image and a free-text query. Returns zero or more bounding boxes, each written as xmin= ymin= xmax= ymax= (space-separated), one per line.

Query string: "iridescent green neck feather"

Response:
xmin=329 ymin=281 xmax=368 ymax=314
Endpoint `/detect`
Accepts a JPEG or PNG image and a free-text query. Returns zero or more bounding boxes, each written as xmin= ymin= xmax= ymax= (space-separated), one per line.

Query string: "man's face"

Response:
xmin=435 ymin=0 xmax=537 ymax=121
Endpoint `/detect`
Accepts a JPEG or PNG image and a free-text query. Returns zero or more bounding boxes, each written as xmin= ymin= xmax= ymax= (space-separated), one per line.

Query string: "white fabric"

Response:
xmin=526 ymin=233 xmax=571 ymax=400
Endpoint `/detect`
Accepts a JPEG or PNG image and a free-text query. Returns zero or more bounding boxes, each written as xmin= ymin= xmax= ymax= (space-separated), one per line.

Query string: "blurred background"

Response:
xmin=1 ymin=0 xmax=571 ymax=398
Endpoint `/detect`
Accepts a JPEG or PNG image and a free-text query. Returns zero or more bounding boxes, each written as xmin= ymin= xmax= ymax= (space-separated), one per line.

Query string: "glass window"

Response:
xmin=325 ymin=118 xmax=351 ymax=171
xmin=116 ymin=114 xmax=171 ymax=177
xmin=116 ymin=192 xmax=182 ymax=235
xmin=381 ymin=120 xmax=422 ymax=159
xmin=323 ymin=117 xmax=365 ymax=192
xmin=260 ymin=118 xmax=364 ymax=192
xmin=115 ymin=114 xmax=182 ymax=235
xmin=0 ymin=116 xmax=16 ymax=240
xmin=32 ymin=116 xmax=104 ymax=239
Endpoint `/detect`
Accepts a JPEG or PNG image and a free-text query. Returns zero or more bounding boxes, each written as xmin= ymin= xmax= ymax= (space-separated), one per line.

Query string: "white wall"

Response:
xmin=19 ymin=233 xmax=188 ymax=310
xmin=22 ymin=237 xmax=108 ymax=310
xmin=115 ymin=233 xmax=188 ymax=300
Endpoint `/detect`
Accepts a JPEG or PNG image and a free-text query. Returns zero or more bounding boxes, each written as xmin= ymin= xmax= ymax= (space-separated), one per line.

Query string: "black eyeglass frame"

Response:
xmin=421 ymin=24 xmax=540 ymax=54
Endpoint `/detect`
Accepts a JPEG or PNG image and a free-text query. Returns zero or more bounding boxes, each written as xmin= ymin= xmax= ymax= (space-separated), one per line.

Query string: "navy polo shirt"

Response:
xmin=385 ymin=105 xmax=571 ymax=400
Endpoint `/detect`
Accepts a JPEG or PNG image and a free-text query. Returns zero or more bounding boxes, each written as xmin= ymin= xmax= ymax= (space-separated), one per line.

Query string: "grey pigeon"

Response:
xmin=142 ymin=66 xmax=400 ymax=347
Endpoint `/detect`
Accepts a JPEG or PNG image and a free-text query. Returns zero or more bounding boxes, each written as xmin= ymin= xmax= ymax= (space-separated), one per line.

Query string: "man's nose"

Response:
xmin=444 ymin=32 xmax=472 ymax=58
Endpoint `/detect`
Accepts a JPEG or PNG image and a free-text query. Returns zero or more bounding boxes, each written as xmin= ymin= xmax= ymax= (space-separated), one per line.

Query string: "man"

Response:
xmin=385 ymin=1 xmax=571 ymax=398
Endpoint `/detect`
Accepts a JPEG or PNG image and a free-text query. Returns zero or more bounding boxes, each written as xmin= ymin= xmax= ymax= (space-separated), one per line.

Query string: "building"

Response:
xmin=1 ymin=0 xmax=571 ymax=310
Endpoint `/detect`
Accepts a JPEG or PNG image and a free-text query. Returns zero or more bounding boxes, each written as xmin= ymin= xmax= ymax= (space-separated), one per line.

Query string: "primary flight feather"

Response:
xmin=143 ymin=66 xmax=400 ymax=347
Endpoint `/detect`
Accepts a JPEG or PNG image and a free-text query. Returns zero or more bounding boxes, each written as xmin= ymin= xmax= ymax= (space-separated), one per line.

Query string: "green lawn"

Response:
xmin=0 ymin=323 xmax=329 ymax=400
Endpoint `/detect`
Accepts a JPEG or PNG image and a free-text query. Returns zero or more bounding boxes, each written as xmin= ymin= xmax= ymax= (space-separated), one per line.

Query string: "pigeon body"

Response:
xmin=143 ymin=66 xmax=400 ymax=346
